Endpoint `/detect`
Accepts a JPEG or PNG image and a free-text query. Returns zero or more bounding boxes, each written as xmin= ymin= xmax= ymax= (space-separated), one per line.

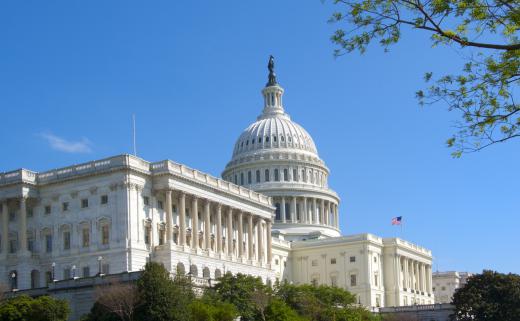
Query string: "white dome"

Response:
xmin=232 ymin=113 xmax=318 ymax=159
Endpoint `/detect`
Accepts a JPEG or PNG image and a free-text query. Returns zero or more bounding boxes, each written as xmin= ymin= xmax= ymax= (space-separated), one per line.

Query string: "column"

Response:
xmin=266 ymin=220 xmax=272 ymax=264
xmin=335 ymin=204 xmax=339 ymax=228
xmin=191 ymin=197 xmax=198 ymax=249
xmin=281 ymin=197 xmax=286 ymax=223
xmin=227 ymin=208 xmax=233 ymax=256
xmin=427 ymin=265 xmax=433 ymax=293
xmin=238 ymin=211 xmax=244 ymax=258
xmin=19 ymin=196 xmax=28 ymax=255
xmin=404 ymin=258 xmax=409 ymax=289
xmin=165 ymin=190 xmax=173 ymax=245
xmin=291 ymin=197 xmax=297 ymax=223
xmin=421 ymin=263 xmax=426 ymax=293
xmin=204 ymin=200 xmax=211 ymax=250
xmin=1 ymin=201 xmax=8 ymax=256
xmin=321 ymin=200 xmax=326 ymax=225
xmin=257 ymin=218 xmax=264 ymax=262
xmin=303 ymin=198 xmax=308 ymax=223
xmin=179 ymin=192 xmax=186 ymax=246
xmin=216 ymin=204 xmax=222 ymax=253
xmin=248 ymin=214 xmax=254 ymax=260
xmin=312 ymin=198 xmax=317 ymax=224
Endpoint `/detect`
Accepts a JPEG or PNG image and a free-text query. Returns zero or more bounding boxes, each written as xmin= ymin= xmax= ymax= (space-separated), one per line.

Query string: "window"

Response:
xmin=143 ymin=196 xmax=150 ymax=206
xmin=83 ymin=266 xmax=90 ymax=277
xmin=82 ymin=228 xmax=90 ymax=247
xmin=330 ymin=258 xmax=337 ymax=264
xmin=45 ymin=206 xmax=51 ymax=215
xmin=9 ymin=240 xmax=16 ymax=253
xmin=350 ymin=256 xmax=356 ymax=263
xmin=27 ymin=208 xmax=33 ymax=217
xmin=240 ymin=173 xmax=244 ymax=185
xmin=376 ymin=295 xmax=381 ymax=307
xmin=62 ymin=202 xmax=69 ymax=212
xmin=9 ymin=211 xmax=15 ymax=221
xmin=102 ymin=264 xmax=110 ymax=275
xmin=374 ymin=256 xmax=377 ymax=263
xmin=350 ymin=274 xmax=357 ymax=287
xmin=256 ymin=170 xmax=261 ymax=183
xmin=258 ymin=137 xmax=262 ymax=143
xmin=100 ymin=195 xmax=108 ymax=205
xmin=441 ymin=286 xmax=446 ymax=291
xmin=275 ymin=259 xmax=279 ymax=265
xmin=311 ymin=278 xmax=318 ymax=286
xmin=81 ymin=199 xmax=88 ymax=208
xmin=234 ymin=175 xmax=238 ymax=184
xmin=275 ymin=203 xmax=281 ymax=221
xmin=28 ymin=238 xmax=34 ymax=252
xmin=63 ymin=231 xmax=71 ymax=250
xmin=311 ymin=260 xmax=318 ymax=267
xmin=45 ymin=235 xmax=52 ymax=253
xmin=144 ymin=226 xmax=151 ymax=245
xmin=273 ymin=136 xmax=277 ymax=142
xmin=159 ymin=228 xmax=165 ymax=245
xmin=274 ymin=169 xmax=279 ymax=181
xmin=293 ymin=169 xmax=298 ymax=181
xmin=266 ymin=136 xmax=270 ymax=142
xmin=301 ymin=169 xmax=306 ymax=182
xmin=64 ymin=268 xmax=71 ymax=280
xmin=374 ymin=273 xmax=379 ymax=286
xmin=283 ymin=169 xmax=289 ymax=181
xmin=265 ymin=169 xmax=270 ymax=182
xmin=247 ymin=171 xmax=252 ymax=184
xmin=157 ymin=200 xmax=164 ymax=210
xmin=101 ymin=225 xmax=110 ymax=245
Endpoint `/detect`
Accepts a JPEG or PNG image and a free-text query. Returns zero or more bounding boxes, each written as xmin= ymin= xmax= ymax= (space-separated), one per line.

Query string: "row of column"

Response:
xmin=399 ymin=256 xmax=432 ymax=294
xmin=0 ymin=197 xmax=29 ymax=257
xmin=164 ymin=190 xmax=272 ymax=264
xmin=276 ymin=196 xmax=339 ymax=228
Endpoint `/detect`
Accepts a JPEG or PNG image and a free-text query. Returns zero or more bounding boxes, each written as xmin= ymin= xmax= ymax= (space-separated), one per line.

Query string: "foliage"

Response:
xmin=212 ymin=273 xmax=269 ymax=321
xmin=82 ymin=301 xmax=120 ymax=321
xmin=452 ymin=270 xmax=520 ymax=321
xmin=188 ymin=299 xmax=238 ymax=321
xmin=95 ymin=281 xmax=139 ymax=321
xmin=0 ymin=295 xmax=70 ymax=321
xmin=134 ymin=262 xmax=194 ymax=321
xmin=264 ymin=299 xmax=304 ymax=321
xmin=329 ymin=0 xmax=520 ymax=156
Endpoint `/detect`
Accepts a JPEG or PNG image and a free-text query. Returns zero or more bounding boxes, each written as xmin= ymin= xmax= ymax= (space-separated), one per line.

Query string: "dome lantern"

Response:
xmin=260 ymin=56 xmax=285 ymax=119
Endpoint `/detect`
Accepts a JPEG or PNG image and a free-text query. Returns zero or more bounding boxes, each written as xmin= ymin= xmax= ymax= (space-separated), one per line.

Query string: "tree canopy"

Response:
xmin=0 ymin=295 xmax=70 ymax=321
xmin=329 ymin=0 xmax=519 ymax=156
xmin=452 ymin=270 xmax=520 ymax=321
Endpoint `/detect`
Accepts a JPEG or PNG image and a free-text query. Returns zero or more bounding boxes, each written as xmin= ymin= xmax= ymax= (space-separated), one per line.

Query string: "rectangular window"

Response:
xmin=9 ymin=211 xmax=15 ymax=221
xmin=143 ymin=196 xmax=150 ymax=206
xmin=247 ymin=171 xmax=252 ymax=184
xmin=46 ymin=235 xmax=53 ymax=253
xmin=82 ymin=228 xmax=90 ymax=247
xmin=101 ymin=225 xmax=109 ymax=245
xmin=350 ymin=256 xmax=356 ymax=263
xmin=62 ymin=202 xmax=69 ymax=212
xmin=27 ymin=208 xmax=33 ymax=217
xmin=9 ymin=240 xmax=16 ymax=253
xmin=157 ymin=200 xmax=164 ymax=210
xmin=144 ymin=226 xmax=151 ymax=245
xmin=81 ymin=199 xmax=88 ymax=208
xmin=256 ymin=170 xmax=260 ymax=183
xmin=28 ymin=238 xmax=34 ymax=252
xmin=63 ymin=231 xmax=71 ymax=250
xmin=100 ymin=195 xmax=108 ymax=205
xmin=274 ymin=169 xmax=279 ymax=181
xmin=331 ymin=276 xmax=338 ymax=287
xmin=102 ymin=264 xmax=110 ymax=275
xmin=159 ymin=228 xmax=165 ymax=245
xmin=83 ymin=266 xmax=90 ymax=277
xmin=350 ymin=274 xmax=357 ymax=287
xmin=374 ymin=273 xmax=379 ymax=286
xmin=63 ymin=268 xmax=71 ymax=279
xmin=330 ymin=258 xmax=337 ymax=264
xmin=311 ymin=259 xmax=318 ymax=267
xmin=283 ymin=169 xmax=289 ymax=181
xmin=45 ymin=205 xmax=51 ymax=215
xmin=293 ymin=169 xmax=298 ymax=181
xmin=265 ymin=170 xmax=270 ymax=182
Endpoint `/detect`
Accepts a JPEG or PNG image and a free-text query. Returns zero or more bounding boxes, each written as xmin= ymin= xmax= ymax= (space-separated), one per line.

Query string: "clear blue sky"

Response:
xmin=1 ymin=1 xmax=519 ymax=274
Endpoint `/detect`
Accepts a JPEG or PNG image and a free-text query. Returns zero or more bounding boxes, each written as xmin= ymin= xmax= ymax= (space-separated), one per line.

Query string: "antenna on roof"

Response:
xmin=132 ymin=114 xmax=137 ymax=156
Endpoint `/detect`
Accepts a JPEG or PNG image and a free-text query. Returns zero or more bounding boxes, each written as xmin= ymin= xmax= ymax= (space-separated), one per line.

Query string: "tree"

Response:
xmin=452 ymin=270 xmax=520 ymax=321
xmin=134 ymin=262 xmax=194 ymax=321
xmin=95 ymin=281 xmax=139 ymax=321
xmin=329 ymin=0 xmax=519 ymax=156
xmin=188 ymin=299 xmax=238 ymax=321
xmin=212 ymin=273 xmax=269 ymax=321
xmin=264 ymin=299 xmax=303 ymax=321
xmin=0 ymin=295 xmax=70 ymax=321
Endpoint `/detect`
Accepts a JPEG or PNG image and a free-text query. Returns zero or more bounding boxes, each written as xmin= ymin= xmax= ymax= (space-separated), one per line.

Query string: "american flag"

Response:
xmin=391 ymin=216 xmax=402 ymax=225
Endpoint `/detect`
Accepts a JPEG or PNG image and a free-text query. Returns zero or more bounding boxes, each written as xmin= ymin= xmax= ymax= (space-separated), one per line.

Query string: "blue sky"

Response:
xmin=1 ymin=1 xmax=519 ymax=274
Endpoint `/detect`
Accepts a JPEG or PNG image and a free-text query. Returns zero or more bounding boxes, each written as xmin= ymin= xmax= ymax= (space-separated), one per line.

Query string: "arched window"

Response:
xmin=177 ymin=262 xmax=185 ymax=275
xmin=274 ymin=169 xmax=279 ymax=181
xmin=256 ymin=170 xmax=261 ymax=183
xmin=266 ymin=136 xmax=270 ymax=143
xmin=265 ymin=169 xmax=270 ymax=182
xmin=203 ymin=267 xmax=210 ymax=278
xmin=215 ymin=269 xmax=222 ymax=279
xmin=283 ymin=169 xmax=289 ymax=181
xmin=190 ymin=264 xmax=198 ymax=277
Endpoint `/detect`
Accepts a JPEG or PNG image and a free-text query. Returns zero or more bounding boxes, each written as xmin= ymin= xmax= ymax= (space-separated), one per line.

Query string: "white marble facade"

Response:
xmin=0 ymin=58 xmax=434 ymax=308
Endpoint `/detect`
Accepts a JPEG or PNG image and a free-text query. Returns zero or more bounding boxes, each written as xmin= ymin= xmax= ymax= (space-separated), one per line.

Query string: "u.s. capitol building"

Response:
xmin=0 ymin=58 xmax=434 ymax=309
